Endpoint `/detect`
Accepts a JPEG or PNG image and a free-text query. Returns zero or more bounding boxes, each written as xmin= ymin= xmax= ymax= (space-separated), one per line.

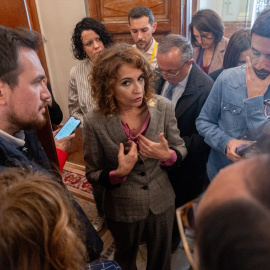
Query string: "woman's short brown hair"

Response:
xmin=0 ymin=169 xmax=87 ymax=270
xmin=91 ymin=43 xmax=154 ymax=115
xmin=189 ymin=9 xmax=224 ymax=47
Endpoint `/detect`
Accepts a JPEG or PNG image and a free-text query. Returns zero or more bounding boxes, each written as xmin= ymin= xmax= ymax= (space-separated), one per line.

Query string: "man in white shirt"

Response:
xmin=155 ymin=34 xmax=214 ymax=252
xmin=128 ymin=6 xmax=158 ymax=69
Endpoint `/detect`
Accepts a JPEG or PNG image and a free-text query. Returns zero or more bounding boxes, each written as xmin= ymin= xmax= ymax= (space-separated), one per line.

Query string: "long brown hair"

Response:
xmin=90 ymin=43 xmax=154 ymax=115
xmin=0 ymin=169 xmax=87 ymax=270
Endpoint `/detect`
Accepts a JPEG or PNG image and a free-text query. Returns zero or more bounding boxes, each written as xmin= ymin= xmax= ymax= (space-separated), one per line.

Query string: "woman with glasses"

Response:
xmin=83 ymin=43 xmax=187 ymax=270
xmin=189 ymin=9 xmax=229 ymax=74
xmin=68 ymin=17 xmax=113 ymax=233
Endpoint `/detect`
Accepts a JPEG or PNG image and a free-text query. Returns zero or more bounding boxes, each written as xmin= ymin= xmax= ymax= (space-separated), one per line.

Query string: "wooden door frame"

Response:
xmin=87 ymin=0 xmax=185 ymax=38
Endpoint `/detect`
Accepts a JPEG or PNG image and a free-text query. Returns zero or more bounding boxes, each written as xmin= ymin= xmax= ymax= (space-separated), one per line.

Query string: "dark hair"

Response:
xmin=0 ymin=168 xmax=87 ymax=270
xmin=71 ymin=17 xmax=113 ymax=60
xmin=158 ymin=34 xmax=193 ymax=62
xmin=197 ymin=199 xmax=270 ymax=270
xmin=189 ymin=9 xmax=224 ymax=47
xmin=91 ymin=43 xmax=154 ymax=115
xmin=251 ymin=8 xmax=270 ymax=38
xmin=223 ymin=29 xmax=251 ymax=69
xmin=0 ymin=26 xmax=42 ymax=88
xmin=128 ymin=6 xmax=155 ymax=25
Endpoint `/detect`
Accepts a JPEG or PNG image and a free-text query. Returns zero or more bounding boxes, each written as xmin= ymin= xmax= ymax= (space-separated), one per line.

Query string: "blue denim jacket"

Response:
xmin=196 ymin=65 xmax=270 ymax=180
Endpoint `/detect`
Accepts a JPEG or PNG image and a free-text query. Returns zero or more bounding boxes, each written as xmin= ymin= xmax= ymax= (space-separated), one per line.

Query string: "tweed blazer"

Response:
xmin=83 ymin=95 xmax=187 ymax=222
xmin=193 ymin=36 xmax=229 ymax=74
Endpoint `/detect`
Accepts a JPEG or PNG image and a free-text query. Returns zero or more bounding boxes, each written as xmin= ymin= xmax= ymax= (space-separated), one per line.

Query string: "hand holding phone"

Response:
xmin=235 ymin=141 xmax=257 ymax=156
xmin=54 ymin=117 xmax=81 ymax=140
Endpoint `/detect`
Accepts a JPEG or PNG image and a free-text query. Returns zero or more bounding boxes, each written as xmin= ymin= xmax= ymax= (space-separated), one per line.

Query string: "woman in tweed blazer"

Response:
xmin=83 ymin=43 xmax=187 ymax=270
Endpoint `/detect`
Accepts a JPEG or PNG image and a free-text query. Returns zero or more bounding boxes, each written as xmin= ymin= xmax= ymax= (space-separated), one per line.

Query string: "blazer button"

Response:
xmin=141 ymin=185 xmax=148 ymax=190
xmin=138 ymin=172 xmax=145 ymax=176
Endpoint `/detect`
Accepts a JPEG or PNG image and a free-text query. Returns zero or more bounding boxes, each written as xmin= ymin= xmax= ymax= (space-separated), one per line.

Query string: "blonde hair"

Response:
xmin=0 ymin=169 xmax=87 ymax=270
xmin=90 ymin=43 xmax=154 ymax=115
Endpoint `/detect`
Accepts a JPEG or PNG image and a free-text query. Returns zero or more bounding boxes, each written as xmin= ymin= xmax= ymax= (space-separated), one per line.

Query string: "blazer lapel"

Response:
xmin=145 ymin=99 xmax=163 ymax=139
xmin=105 ymin=114 xmax=128 ymax=144
xmin=175 ymin=64 xmax=202 ymax=118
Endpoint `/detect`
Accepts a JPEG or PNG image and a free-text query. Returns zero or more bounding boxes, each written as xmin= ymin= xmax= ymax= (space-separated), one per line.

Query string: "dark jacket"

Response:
xmin=0 ymin=129 xmax=103 ymax=261
xmin=155 ymin=62 xmax=214 ymax=207
xmin=47 ymin=82 xmax=63 ymax=125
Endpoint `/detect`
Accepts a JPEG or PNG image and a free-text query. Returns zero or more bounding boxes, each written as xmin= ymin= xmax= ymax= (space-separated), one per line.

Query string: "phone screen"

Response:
xmin=54 ymin=117 xmax=81 ymax=140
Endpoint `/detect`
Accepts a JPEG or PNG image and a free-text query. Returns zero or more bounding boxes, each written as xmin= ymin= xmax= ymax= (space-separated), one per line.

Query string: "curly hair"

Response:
xmin=189 ymin=9 xmax=224 ymax=47
xmin=71 ymin=17 xmax=113 ymax=60
xmin=0 ymin=169 xmax=87 ymax=270
xmin=90 ymin=43 xmax=154 ymax=115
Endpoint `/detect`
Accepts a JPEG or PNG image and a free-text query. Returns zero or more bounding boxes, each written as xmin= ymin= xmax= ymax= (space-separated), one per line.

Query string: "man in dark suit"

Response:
xmin=155 ymin=34 xmax=214 ymax=251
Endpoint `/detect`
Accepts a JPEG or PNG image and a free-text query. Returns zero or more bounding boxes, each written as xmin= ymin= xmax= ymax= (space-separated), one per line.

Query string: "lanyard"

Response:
xmin=197 ymin=47 xmax=215 ymax=71
xmin=197 ymin=48 xmax=204 ymax=67
xmin=149 ymin=40 xmax=157 ymax=65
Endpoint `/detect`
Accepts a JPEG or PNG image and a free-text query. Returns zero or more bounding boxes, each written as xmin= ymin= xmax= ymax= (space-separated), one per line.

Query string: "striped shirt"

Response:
xmin=68 ymin=58 xmax=96 ymax=126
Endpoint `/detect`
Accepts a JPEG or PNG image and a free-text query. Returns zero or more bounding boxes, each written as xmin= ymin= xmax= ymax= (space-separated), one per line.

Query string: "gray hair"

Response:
xmin=157 ymin=34 xmax=193 ymax=62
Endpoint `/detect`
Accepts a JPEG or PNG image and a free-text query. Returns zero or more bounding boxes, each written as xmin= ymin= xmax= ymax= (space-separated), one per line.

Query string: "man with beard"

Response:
xmin=128 ymin=6 xmax=158 ymax=69
xmin=0 ymin=26 xmax=103 ymax=261
xmin=196 ymin=8 xmax=270 ymax=181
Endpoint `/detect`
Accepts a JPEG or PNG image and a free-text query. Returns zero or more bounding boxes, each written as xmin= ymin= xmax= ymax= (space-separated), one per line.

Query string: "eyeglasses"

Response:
xmin=175 ymin=197 xmax=201 ymax=270
xmin=155 ymin=62 xmax=186 ymax=77
xmin=194 ymin=33 xmax=214 ymax=42
xmin=264 ymin=99 xmax=270 ymax=118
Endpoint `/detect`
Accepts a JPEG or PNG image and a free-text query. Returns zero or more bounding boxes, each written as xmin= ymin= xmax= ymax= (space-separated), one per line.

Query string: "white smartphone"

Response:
xmin=54 ymin=117 xmax=81 ymax=140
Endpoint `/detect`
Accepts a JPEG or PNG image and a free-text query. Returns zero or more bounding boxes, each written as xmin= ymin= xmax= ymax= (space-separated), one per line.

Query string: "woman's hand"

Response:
xmin=114 ymin=141 xmax=138 ymax=177
xmin=139 ymin=133 xmax=171 ymax=162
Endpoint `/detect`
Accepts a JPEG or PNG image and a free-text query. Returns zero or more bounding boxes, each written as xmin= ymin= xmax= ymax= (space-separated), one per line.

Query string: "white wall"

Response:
xmin=35 ymin=0 xmax=87 ymax=123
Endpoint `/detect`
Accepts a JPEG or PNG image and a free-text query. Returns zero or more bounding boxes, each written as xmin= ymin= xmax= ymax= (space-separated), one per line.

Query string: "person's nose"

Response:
xmin=138 ymin=31 xmax=143 ymax=40
xmin=134 ymin=81 xmax=143 ymax=93
xmin=93 ymin=40 xmax=100 ymax=49
xmin=41 ymin=82 xmax=51 ymax=101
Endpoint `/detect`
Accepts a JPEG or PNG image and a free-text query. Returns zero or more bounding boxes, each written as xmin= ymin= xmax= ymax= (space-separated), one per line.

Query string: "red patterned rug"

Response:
xmin=63 ymin=169 xmax=92 ymax=194
xmin=62 ymin=166 xmax=115 ymax=261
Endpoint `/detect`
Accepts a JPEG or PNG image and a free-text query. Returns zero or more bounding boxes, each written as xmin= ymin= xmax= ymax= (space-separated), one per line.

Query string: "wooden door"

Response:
xmin=88 ymin=0 xmax=185 ymax=43
xmin=0 ymin=0 xmax=59 ymax=168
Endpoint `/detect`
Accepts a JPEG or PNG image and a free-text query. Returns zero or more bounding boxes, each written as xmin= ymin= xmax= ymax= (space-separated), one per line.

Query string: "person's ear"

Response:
xmin=187 ymin=59 xmax=193 ymax=68
xmin=152 ymin=22 xmax=157 ymax=33
xmin=0 ymin=80 xmax=9 ymax=105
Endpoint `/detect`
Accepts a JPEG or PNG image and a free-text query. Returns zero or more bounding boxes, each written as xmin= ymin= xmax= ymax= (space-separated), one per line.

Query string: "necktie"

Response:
xmin=164 ymin=83 xmax=177 ymax=101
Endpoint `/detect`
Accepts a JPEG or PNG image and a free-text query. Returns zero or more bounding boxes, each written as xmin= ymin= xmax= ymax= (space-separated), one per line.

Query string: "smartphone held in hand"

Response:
xmin=54 ymin=117 xmax=81 ymax=140
xmin=235 ymin=141 xmax=258 ymax=156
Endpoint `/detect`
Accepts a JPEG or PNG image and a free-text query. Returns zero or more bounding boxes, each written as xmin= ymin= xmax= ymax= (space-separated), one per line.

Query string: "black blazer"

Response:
xmin=155 ymin=62 xmax=214 ymax=207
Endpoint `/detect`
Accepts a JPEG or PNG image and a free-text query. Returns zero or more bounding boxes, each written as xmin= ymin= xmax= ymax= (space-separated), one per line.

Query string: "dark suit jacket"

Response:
xmin=83 ymin=95 xmax=187 ymax=222
xmin=155 ymin=62 xmax=214 ymax=207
